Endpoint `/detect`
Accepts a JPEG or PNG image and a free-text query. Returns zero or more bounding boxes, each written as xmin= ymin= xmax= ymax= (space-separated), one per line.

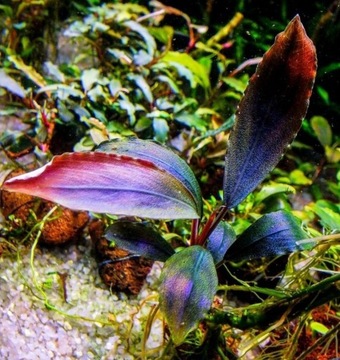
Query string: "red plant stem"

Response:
xmin=196 ymin=206 xmax=228 ymax=246
xmin=190 ymin=218 xmax=200 ymax=245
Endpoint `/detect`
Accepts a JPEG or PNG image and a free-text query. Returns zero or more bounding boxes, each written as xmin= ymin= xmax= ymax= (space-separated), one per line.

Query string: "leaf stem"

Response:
xmin=196 ymin=206 xmax=228 ymax=246
xmin=190 ymin=218 xmax=200 ymax=245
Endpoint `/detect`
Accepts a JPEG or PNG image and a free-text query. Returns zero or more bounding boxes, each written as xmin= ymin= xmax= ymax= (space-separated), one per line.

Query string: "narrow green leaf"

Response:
xmin=159 ymin=246 xmax=218 ymax=345
xmin=312 ymin=201 xmax=340 ymax=231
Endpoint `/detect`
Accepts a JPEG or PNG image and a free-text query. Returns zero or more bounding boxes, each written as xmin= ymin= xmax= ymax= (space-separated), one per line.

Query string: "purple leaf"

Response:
xmin=96 ymin=138 xmax=202 ymax=216
xmin=225 ymin=210 xmax=307 ymax=261
xmin=105 ymin=221 xmax=175 ymax=262
xmin=2 ymin=151 xmax=201 ymax=219
xmin=224 ymin=16 xmax=317 ymax=209
xmin=207 ymin=221 xmax=236 ymax=264
xmin=159 ymin=246 xmax=217 ymax=345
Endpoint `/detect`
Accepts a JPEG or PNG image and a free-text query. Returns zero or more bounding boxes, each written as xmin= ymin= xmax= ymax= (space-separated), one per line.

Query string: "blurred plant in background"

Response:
xmin=0 ymin=0 xmax=339 ymax=359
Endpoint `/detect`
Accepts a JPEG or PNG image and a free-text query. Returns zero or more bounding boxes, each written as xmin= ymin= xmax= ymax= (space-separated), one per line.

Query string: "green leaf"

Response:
xmin=124 ymin=20 xmax=156 ymax=56
xmin=254 ymin=183 xmax=296 ymax=205
xmin=316 ymin=86 xmax=330 ymax=105
xmin=223 ymin=76 xmax=247 ymax=93
xmin=153 ymin=118 xmax=169 ymax=142
xmin=81 ymin=68 xmax=100 ymax=92
xmin=175 ymin=113 xmax=207 ymax=131
xmin=118 ymin=95 xmax=136 ymax=125
xmin=8 ymin=55 xmax=47 ymax=89
xmin=162 ymin=51 xmax=210 ymax=90
xmin=159 ymin=246 xmax=218 ymax=345
xmin=36 ymin=84 xmax=84 ymax=98
xmin=105 ymin=221 xmax=175 ymax=261
xmin=325 ymin=145 xmax=340 ymax=164
xmin=148 ymin=26 xmax=174 ymax=45
xmin=128 ymin=74 xmax=153 ymax=103
xmin=289 ymin=169 xmax=312 ymax=185
xmin=310 ymin=116 xmax=332 ymax=147
xmin=225 ymin=210 xmax=307 ymax=261
xmin=43 ymin=62 xmax=65 ymax=82
xmin=312 ymin=201 xmax=340 ymax=231
xmin=310 ymin=321 xmax=329 ymax=335
xmin=0 ymin=70 xmax=25 ymax=98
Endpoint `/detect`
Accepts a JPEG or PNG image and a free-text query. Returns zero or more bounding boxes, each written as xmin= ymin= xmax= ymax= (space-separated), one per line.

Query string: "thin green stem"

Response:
xmin=217 ymin=284 xmax=288 ymax=299
xmin=295 ymin=323 xmax=340 ymax=360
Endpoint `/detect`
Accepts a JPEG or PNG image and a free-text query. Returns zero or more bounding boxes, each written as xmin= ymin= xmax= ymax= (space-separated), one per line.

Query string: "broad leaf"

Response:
xmin=162 ymin=51 xmax=210 ymax=90
xmin=159 ymin=246 xmax=218 ymax=345
xmin=207 ymin=221 xmax=236 ymax=264
xmin=124 ymin=20 xmax=156 ymax=56
xmin=0 ymin=69 xmax=25 ymax=97
xmin=105 ymin=221 xmax=175 ymax=262
xmin=96 ymin=138 xmax=202 ymax=216
xmin=223 ymin=16 xmax=317 ymax=209
xmin=225 ymin=210 xmax=307 ymax=261
xmin=310 ymin=116 xmax=332 ymax=147
xmin=2 ymin=150 xmax=201 ymax=219
xmin=311 ymin=200 xmax=340 ymax=231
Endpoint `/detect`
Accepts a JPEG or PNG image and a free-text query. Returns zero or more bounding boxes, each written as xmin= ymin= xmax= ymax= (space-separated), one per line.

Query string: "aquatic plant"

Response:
xmin=2 ymin=15 xmax=327 ymax=355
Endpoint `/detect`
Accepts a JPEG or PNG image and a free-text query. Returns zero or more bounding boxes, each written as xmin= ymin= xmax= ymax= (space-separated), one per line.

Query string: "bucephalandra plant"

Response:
xmin=2 ymin=15 xmax=321 ymax=352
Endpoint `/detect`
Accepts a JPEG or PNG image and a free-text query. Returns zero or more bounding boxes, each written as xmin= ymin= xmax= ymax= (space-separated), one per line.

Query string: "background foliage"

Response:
xmin=0 ymin=0 xmax=339 ymax=358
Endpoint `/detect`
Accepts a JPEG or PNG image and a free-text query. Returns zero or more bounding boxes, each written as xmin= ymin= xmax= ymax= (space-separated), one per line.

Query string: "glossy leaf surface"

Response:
xmin=105 ymin=221 xmax=175 ymax=262
xmin=223 ymin=16 xmax=317 ymax=209
xmin=225 ymin=210 xmax=307 ymax=261
xmin=159 ymin=246 xmax=217 ymax=345
xmin=207 ymin=221 xmax=236 ymax=264
xmin=2 ymin=151 xmax=201 ymax=219
xmin=97 ymin=138 xmax=202 ymax=216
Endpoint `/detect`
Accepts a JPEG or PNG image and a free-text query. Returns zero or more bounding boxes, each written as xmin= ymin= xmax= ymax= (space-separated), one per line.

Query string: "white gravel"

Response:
xmin=0 ymin=237 xmax=164 ymax=360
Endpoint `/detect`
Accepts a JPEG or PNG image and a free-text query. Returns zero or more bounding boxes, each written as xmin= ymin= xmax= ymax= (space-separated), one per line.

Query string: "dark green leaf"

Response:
xmin=159 ymin=246 xmax=218 ymax=345
xmin=105 ymin=221 xmax=175 ymax=261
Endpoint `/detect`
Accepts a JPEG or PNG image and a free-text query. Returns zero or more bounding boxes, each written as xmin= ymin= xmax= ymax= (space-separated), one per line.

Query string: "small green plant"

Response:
xmin=4 ymin=15 xmax=338 ymax=358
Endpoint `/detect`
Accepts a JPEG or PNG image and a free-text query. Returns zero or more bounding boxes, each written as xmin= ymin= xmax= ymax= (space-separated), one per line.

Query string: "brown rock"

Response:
xmin=39 ymin=202 xmax=89 ymax=245
xmin=89 ymin=219 xmax=153 ymax=295
xmin=0 ymin=169 xmax=37 ymax=221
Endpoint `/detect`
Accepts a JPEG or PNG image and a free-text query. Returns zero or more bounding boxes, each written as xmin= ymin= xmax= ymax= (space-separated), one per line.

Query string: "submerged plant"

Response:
xmin=2 ymin=15 xmax=322 ymax=353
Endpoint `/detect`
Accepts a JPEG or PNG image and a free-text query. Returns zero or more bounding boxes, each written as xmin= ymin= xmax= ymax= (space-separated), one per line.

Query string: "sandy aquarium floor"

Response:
xmin=0 ymin=237 xmax=164 ymax=360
